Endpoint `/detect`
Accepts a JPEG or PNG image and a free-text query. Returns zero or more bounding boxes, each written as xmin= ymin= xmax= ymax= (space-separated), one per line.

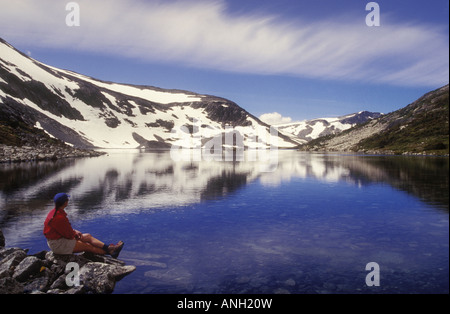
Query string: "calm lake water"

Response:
xmin=0 ymin=150 xmax=448 ymax=294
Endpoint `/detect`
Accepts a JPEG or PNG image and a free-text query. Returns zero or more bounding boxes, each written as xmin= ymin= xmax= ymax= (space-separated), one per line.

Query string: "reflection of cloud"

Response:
xmin=0 ymin=0 xmax=447 ymax=86
xmin=258 ymin=152 xmax=351 ymax=186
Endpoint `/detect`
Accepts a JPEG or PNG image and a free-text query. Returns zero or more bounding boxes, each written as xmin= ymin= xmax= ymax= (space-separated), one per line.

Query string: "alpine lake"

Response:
xmin=0 ymin=150 xmax=448 ymax=294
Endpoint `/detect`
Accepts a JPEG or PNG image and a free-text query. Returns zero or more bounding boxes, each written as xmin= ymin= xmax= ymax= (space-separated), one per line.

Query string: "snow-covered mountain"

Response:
xmin=0 ymin=38 xmax=297 ymax=151
xmin=276 ymin=111 xmax=383 ymax=144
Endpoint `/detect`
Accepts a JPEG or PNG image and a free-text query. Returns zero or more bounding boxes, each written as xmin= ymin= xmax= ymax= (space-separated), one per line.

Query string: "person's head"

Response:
xmin=54 ymin=193 xmax=70 ymax=209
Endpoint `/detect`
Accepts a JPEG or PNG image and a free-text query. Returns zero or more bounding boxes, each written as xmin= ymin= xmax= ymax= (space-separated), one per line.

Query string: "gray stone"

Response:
xmin=23 ymin=271 xmax=54 ymax=293
xmin=80 ymin=251 xmax=126 ymax=266
xmin=0 ymin=249 xmax=28 ymax=279
xmin=0 ymin=247 xmax=28 ymax=260
xmin=0 ymin=277 xmax=24 ymax=294
xmin=64 ymin=285 xmax=87 ymax=294
xmin=45 ymin=251 xmax=90 ymax=268
xmin=49 ymin=273 xmax=69 ymax=290
xmin=13 ymin=256 xmax=42 ymax=282
xmin=79 ymin=262 xmax=136 ymax=294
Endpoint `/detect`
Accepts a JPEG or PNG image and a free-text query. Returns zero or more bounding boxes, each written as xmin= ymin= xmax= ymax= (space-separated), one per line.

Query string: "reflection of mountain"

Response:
xmin=201 ymin=171 xmax=248 ymax=201
xmin=0 ymin=151 xmax=260 ymax=220
xmin=0 ymin=159 xmax=82 ymax=228
xmin=265 ymin=152 xmax=448 ymax=211
xmin=1 ymin=152 xmax=448 ymax=214
xmin=0 ymin=152 xmax=448 ymax=243
xmin=345 ymin=156 xmax=449 ymax=211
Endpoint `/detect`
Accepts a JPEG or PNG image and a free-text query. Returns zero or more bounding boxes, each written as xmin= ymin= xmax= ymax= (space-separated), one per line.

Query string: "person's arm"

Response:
xmin=74 ymin=229 xmax=83 ymax=240
xmin=51 ymin=215 xmax=77 ymax=239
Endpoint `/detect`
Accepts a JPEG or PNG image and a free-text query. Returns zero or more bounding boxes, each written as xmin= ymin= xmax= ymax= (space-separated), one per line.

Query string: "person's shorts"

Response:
xmin=47 ymin=238 xmax=77 ymax=255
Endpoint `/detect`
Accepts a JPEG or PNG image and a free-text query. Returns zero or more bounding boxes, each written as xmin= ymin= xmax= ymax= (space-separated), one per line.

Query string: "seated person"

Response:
xmin=44 ymin=193 xmax=124 ymax=258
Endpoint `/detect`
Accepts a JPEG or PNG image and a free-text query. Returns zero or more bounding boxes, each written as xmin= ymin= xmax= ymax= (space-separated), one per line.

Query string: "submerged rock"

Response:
xmin=0 ymin=230 xmax=135 ymax=294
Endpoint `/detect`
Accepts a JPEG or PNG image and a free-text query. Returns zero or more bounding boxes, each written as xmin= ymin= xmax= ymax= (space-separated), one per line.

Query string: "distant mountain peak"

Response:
xmin=276 ymin=111 xmax=383 ymax=143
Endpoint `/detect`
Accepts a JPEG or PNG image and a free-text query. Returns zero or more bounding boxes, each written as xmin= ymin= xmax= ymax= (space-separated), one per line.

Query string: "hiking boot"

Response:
xmin=108 ymin=241 xmax=124 ymax=259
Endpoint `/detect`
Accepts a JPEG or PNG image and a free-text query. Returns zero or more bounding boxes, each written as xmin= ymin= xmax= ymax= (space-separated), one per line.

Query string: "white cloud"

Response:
xmin=0 ymin=0 xmax=448 ymax=87
xmin=259 ymin=112 xmax=292 ymax=125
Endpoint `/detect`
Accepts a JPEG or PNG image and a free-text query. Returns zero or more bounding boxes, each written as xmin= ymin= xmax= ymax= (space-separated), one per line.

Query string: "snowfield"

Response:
xmin=0 ymin=38 xmax=297 ymax=150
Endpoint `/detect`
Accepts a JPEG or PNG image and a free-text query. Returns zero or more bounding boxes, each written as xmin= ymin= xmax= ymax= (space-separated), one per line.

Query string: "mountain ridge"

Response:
xmin=2 ymin=38 xmax=447 ymax=159
xmin=276 ymin=111 xmax=383 ymax=144
xmin=300 ymin=84 xmax=449 ymax=155
xmin=0 ymin=37 xmax=297 ymax=155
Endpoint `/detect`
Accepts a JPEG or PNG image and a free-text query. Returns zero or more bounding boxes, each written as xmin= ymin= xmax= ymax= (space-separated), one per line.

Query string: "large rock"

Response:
xmin=0 ymin=233 xmax=135 ymax=294
xmin=12 ymin=256 xmax=42 ymax=282
xmin=0 ymin=249 xmax=28 ymax=279
xmin=0 ymin=277 xmax=24 ymax=294
xmin=79 ymin=262 xmax=136 ymax=294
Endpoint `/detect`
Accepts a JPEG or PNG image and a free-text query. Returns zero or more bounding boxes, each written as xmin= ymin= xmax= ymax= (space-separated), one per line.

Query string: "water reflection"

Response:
xmin=1 ymin=151 xmax=448 ymax=294
xmin=1 ymin=151 xmax=448 ymax=214
xmin=0 ymin=151 xmax=448 ymax=244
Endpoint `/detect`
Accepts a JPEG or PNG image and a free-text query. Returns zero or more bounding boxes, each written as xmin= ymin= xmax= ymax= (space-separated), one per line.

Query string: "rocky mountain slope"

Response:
xmin=300 ymin=85 xmax=449 ymax=155
xmin=0 ymin=38 xmax=297 ymax=158
xmin=277 ymin=111 xmax=383 ymax=144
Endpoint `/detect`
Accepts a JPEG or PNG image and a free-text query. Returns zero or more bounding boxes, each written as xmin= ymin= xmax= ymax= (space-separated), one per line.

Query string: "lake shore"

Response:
xmin=298 ymin=147 xmax=449 ymax=157
xmin=0 ymin=144 xmax=106 ymax=163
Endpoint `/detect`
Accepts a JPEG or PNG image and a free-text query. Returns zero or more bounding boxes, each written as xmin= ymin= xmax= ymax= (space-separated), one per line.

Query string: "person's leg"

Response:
xmin=73 ymin=233 xmax=124 ymax=257
xmin=72 ymin=233 xmax=109 ymax=254
xmin=73 ymin=240 xmax=106 ymax=254
xmin=80 ymin=233 xmax=106 ymax=249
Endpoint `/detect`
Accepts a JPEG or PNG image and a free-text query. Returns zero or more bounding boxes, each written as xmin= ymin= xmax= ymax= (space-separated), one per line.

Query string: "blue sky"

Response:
xmin=0 ymin=0 xmax=448 ymax=123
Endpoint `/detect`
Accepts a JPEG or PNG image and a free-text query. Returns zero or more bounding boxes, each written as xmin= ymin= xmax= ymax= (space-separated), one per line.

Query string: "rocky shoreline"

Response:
xmin=0 ymin=144 xmax=106 ymax=163
xmin=0 ymin=230 xmax=135 ymax=294
xmin=299 ymin=147 xmax=450 ymax=157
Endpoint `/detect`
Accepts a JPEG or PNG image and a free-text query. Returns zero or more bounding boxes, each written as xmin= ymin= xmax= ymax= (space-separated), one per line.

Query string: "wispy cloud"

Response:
xmin=1 ymin=0 xmax=448 ymax=87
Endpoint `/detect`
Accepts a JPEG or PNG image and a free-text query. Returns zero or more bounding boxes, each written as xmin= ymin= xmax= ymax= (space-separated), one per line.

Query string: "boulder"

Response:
xmin=0 ymin=277 xmax=24 ymax=294
xmin=79 ymin=262 xmax=136 ymax=294
xmin=0 ymin=249 xmax=28 ymax=279
xmin=0 ymin=231 xmax=135 ymax=294
xmin=13 ymin=256 xmax=42 ymax=282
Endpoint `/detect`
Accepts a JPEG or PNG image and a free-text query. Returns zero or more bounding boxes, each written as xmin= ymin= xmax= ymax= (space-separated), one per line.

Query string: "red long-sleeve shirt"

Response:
xmin=43 ymin=208 xmax=76 ymax=240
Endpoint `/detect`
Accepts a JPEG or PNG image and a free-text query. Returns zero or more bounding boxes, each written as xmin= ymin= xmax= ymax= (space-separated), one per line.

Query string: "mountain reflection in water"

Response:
xmin=1 ymin=151 xmax=447 ymax=243
xmin=0 ymin=150 xmax=448 ymax=294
